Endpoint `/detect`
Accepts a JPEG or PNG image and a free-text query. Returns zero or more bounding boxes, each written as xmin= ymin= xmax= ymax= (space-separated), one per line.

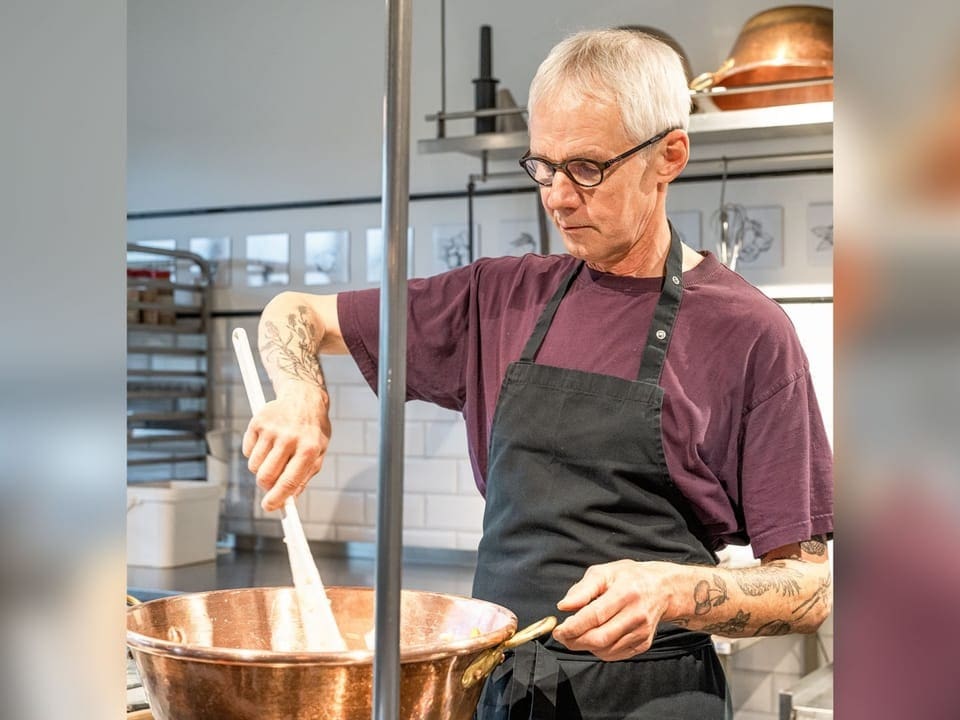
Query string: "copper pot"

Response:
xmin=690 ymin=5 xmax=833 ymax=110
xmin=127 ymin=586 xmax=554 ymax=720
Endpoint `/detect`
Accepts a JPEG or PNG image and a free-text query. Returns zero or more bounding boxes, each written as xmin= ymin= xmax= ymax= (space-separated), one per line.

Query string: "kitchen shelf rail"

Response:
xmin=126 ymin=244 xmax=213 ymax=485
xmin=418 ymin=100 xmax=833 ymax=176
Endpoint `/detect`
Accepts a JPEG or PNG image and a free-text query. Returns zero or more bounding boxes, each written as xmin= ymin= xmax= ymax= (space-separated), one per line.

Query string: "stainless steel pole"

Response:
xmin=373 ymin=0 xmax=412 ymax=718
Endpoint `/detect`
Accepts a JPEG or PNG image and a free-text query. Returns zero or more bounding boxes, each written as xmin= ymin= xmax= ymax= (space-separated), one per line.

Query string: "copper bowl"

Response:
xmin=127 ymin=586 xmax=549 ymax=720
xmin=691 ymin=5 xmax=833 ymax=110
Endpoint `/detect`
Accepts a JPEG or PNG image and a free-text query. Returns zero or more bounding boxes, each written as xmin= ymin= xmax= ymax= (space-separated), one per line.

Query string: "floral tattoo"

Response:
xmin=261 ymin=306 xmax=327 ymax=389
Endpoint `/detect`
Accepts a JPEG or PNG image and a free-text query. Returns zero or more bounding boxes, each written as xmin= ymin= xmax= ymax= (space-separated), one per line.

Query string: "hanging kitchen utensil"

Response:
xmin=689 ymin=5 xmax=833 ymax=110
xmin=715 ymin=160 xmax=744 ymax=272
xmin=473 ymin=25 xmax=499 ymax=133
xmin=231 ymin=327 xmax=347 ymax=652
xmin=494 ymin=88 xmax=527 ymax=133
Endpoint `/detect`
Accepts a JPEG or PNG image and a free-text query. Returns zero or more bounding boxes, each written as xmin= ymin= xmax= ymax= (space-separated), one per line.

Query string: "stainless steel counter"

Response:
xmin=127 ymin=540 xmax=478 ymax=599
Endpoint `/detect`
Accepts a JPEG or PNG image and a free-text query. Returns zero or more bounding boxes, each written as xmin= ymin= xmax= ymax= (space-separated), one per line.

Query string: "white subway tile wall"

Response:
xmin=722 ymin=614 xmax=834 ymax=719
xmin=211 ymin=317 xmax=485 ymax=551
xmin=362 ymin=493 xmax=425 ymax=527
xmin=730 ymin=665 xmax=776 ymax=716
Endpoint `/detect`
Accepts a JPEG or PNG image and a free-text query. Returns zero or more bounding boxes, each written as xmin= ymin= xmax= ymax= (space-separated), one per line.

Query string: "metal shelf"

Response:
xmin=417 ymin=102 xmax=833 ymax=172
xmin=126 ymin=244 xmax=213 ymax=485
xmin=127 ymin=346 xmax=207 ymax=357
xmin=128 ymin=431 xmax=203 ymax=445
xmin=127 ymin=410 xmax=205 ymax=423
xmin=128 ymin=321 xmax=204 ymax=334
xmin=128 ymin=301 xmax=203 ymax=315
xmin=418 ymin=130 xmax=529 ymax=162
xmin=688 ymin=101 xmax=831 ymax=143
xmin=127 ymin=368 xmax=206 ymax=379
xmin=127 ymin=388 xmax=206 ymax=400
xmin=127 ymin=453 xmax=208 ymax=468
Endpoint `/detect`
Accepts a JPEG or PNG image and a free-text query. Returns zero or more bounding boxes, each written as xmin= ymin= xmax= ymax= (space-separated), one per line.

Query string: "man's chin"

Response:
xmin=560 ymin=235 xmax=590 ymax=260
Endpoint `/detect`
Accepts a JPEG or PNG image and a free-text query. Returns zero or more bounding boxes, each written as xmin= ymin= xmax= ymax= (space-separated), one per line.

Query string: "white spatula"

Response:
xmin=232 ymin=327 xmax=347 ymax=652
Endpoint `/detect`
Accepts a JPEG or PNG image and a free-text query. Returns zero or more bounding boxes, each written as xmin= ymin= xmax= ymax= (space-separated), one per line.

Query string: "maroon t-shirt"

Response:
xmin=338 ymin=251 xmax=834 ymax=557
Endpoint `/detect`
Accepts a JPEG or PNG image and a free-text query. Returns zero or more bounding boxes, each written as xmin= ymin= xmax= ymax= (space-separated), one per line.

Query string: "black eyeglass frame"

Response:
xmin=519 ymin=127 xmax=679 ymax=188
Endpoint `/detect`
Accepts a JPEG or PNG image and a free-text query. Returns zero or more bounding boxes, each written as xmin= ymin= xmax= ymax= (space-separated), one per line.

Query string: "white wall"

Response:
xmin=127 ymin=0 xmax=831 ymax=208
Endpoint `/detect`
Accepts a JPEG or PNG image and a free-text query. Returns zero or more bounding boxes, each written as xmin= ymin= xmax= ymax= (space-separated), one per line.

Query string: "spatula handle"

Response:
xmin=231 ymin=327 xmax=347 ymax=651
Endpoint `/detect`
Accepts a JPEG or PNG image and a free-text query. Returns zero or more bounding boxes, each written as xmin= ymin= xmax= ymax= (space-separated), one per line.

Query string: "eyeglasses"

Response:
xmin=519 ymin=127 xmax=676 ymax=188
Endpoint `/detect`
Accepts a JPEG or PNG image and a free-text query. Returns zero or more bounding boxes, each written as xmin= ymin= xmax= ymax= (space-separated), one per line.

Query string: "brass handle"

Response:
xmin=689 ymin=71 xmax=717 ymax=92
xmin=460 ymin=616 xmax=558 ymax=689
xmin=689 ymin=59 xmax=736 ymax=92
xmin=126 ymin=594 xmax=142 ymax=607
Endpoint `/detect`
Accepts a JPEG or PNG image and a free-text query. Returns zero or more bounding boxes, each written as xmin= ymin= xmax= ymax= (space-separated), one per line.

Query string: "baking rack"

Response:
xmin=126 ymin=245 xmax=213 ymax=485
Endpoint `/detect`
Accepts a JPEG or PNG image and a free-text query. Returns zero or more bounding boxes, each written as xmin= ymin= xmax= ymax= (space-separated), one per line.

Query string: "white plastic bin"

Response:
xmin=127 ymin=480 xmax=223 ymax=567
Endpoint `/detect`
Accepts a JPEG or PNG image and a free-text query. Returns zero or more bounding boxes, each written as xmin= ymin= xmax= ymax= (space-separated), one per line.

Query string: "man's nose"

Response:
xmin=543 ymin=171 xmax=580 ymax=212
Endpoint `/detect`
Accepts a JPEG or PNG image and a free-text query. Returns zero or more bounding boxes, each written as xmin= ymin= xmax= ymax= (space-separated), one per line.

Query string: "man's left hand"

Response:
xmin=551 ymin=559 xmax=678 ymax=661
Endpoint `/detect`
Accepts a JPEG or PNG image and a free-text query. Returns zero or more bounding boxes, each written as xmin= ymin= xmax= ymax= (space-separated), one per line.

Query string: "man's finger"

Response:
xmin=241 ymin=424 xmax=258 ymax=458
xmin=556 ymin=571 xmax=607 ymax=611
xmin=256 ymin=442 xmax=297 ymax=492
xmin=554 ymin=602 xmax=650 ymax=656
xmin=261 ymin=449 xmax=321 ymax=511
xmin=246 ymin=432 xmax=273 ymax=477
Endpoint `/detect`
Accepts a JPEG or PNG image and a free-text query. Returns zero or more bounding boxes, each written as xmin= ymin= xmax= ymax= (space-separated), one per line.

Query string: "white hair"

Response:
xmin=528 ymin=28 xmax=691 ymax=143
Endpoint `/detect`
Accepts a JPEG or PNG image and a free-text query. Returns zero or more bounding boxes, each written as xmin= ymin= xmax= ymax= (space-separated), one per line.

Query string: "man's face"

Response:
xmin=528 ymin=93 xmax=661 ymax=271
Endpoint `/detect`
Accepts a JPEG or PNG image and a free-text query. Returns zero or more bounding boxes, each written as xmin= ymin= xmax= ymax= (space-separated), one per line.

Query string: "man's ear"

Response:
xmin=657 ymin=129 xmax=689 ymax=182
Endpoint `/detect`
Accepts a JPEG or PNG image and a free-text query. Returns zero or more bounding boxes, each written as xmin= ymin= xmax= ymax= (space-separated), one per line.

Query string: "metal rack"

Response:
xmin=418 ymin=100 xmax=834 ymax=178
xmin=126 ymin=244 xmax=213 ymax=485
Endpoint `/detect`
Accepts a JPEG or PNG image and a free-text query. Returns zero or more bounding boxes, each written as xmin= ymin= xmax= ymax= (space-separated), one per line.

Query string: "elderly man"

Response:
xmin=243 ymin=28 xmax=833 ymax=719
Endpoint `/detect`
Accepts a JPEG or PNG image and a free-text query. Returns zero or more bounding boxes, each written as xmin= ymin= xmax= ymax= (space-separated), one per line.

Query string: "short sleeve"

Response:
xmin=337 ymin=264 xmax=478 ymax=411
xmin=739 ymin=367 xmax=834 ymax=557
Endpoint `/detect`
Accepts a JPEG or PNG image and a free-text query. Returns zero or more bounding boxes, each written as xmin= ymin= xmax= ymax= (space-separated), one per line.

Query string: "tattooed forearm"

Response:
xmin=666 ymin=544 xmax=831 ymax=637
xmin=734 ymin=561 xmax=803 ymax=597
xmin=261 ymin=306 xmax=328 ymax=389
xmin=702 ymin=610 xmax=751 ymax=635
xmin=693 ymin=575 xmax=729 ymax=615
xmin=800 ymin=535 xmax=828 ymax=557
xmin=753 ymin=619 xmax=792 ymax=636
xmin=792 ymin=574 xmax=832 ymax=621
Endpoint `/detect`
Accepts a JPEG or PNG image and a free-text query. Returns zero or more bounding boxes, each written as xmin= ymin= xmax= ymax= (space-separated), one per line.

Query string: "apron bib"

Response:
xmin=473 ymin=226 xmax=730 ymax=719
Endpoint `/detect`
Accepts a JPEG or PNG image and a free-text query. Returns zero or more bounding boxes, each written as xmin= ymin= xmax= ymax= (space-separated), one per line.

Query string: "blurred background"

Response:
xmin=834 ymin=2 xmax=960 ymax=718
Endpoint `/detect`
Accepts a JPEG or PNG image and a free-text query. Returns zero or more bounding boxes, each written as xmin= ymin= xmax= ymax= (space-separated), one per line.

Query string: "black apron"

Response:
xmin=473 ymin=226 xmax=730 ymax=719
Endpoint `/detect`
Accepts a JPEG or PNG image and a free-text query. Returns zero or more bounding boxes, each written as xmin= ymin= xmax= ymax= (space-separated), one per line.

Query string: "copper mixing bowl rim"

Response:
xmin=126 ymin=586 xmax=519 ymax=667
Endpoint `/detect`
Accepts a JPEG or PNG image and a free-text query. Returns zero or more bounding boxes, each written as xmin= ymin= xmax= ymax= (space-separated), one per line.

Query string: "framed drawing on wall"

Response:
xmin=736 ymin=206 xmax=784 ymax=269
xmin=807 ymin=202 xmax=833 ymax=266
xmin=305 ymin=230 xmax=350 ymax=286
xmin=711 ymin=205 xmax=784 ymax=271
xmin=189 ymin=236 xmax=231 ymax=287
xmin=498 ymin=218 xmax=539 ymax=257
xmin=245 ymin=233 xmax=290 ymax=287
xmin=431 ymin=224 xmax=476 ymax=273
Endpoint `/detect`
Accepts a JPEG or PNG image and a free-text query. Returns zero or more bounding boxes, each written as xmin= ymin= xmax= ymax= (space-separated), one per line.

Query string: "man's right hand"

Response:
xmin=242 ymin=291 xmax=347 ymax=512
xmin=242 ymin=388 xmax=332 ymax=512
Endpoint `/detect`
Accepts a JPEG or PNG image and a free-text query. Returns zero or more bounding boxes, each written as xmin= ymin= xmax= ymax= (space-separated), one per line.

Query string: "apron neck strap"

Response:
xmin=636 ymin=222 xmax=684 ymax=385
xmin=518 ymin=222 xmax=685 ymax=380
xmin=519 ymin=261 xmax=584 ymax=362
